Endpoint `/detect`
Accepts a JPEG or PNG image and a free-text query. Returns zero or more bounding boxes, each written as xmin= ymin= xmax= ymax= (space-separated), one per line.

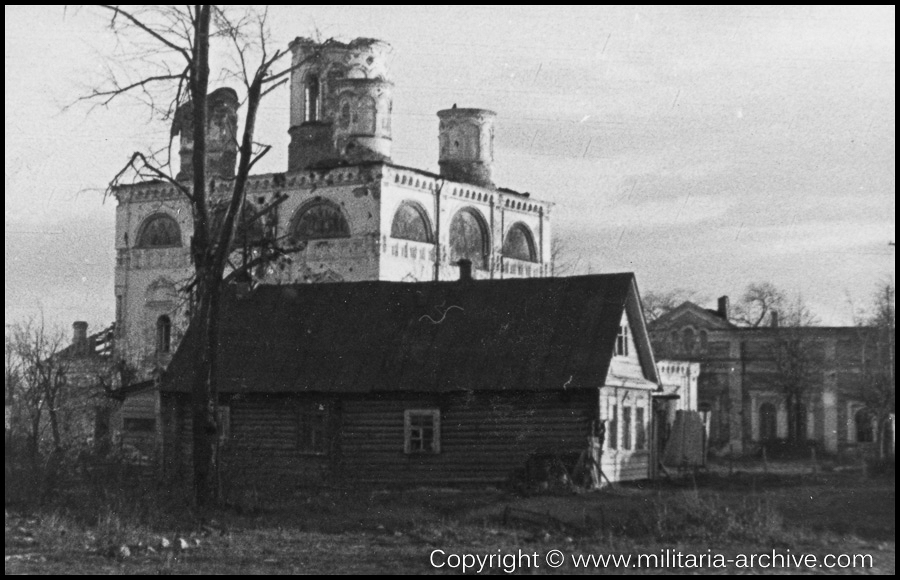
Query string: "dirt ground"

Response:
xmin=5 ymin=461 xmax=895 ymax=574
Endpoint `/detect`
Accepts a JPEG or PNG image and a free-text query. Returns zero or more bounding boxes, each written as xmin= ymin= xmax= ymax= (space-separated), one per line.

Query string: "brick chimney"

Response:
xmin=72 ymin=321 xmax=88 ymax=356
xmin=457 ymin=259 xmax=473 ymax=282
xmin=717 ymin=296 xmax=730 ymax=321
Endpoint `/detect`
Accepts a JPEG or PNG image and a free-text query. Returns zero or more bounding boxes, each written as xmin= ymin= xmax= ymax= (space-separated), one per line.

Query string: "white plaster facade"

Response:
xmin=112 ymin=37 xmax=553 ymax=382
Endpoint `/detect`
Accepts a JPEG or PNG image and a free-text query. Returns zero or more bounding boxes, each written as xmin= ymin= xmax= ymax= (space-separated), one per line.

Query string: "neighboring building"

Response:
xmin=648 ymin=298 xmax=894 ymax=458
xmin=36 ymin=322 xmax=115 ymax=451
xmin=155 ymin=273 xmax=663 ymax=485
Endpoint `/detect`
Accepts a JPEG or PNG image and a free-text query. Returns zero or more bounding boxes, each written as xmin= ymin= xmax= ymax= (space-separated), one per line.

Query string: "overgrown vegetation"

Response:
xmin=5 ymin=462 xmax=894 ymax=574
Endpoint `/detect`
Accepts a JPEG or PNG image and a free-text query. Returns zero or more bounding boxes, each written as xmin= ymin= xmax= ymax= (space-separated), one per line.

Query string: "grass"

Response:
xmin=5 ymin=463 xmax=895 ymax=574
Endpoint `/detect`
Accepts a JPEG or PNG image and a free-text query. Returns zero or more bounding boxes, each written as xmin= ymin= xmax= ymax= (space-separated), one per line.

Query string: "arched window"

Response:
xmin=156 ymin=315 xmax=172 ymax=353
xmin=290 ymin=200 xmax=350 ymax=241
xmin=136 ymin=214 xmax=181 ymax=248
xmin=305 ymin=74 xmax=320 ymax=122
xmin=855 ymin=408 xmax=874 ymax=443
xmin=449 ymin=208 xmax=489 ymax=269
xmin=390 ymin=202 xmax=433 ymax=243
xmin=339 ymin=101 xmax=351 ymax=129
xmin=759 ymin=402 xmax=777 ymax=442
xmin=358 ymin=96 xmax=376 ymax=134
xmin=502 ymin=223 xmax=537 ymax=262
xmin=210 ymin=206 xmax=264 ymax=248
xmin=796 ymin=403 xmax=807 ymax=441
xmin=681 ymin=327 xmax=696 ymax=354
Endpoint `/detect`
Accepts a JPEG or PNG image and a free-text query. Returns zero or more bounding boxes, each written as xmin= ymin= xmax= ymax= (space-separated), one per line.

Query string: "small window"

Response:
xmin=636 ymin=407 xmax=646 ymax=450
xmin=404 ymin=409 xmax=440 ymax=454
xmin=623 ymin=406 xmax=632 ymax=451
xmin=297 ymin=403 xmax=328 ymax=454
xmin=608 ymin=404 xmax=618 ymax=450
xmin=616 ymin=323 xmax=630 ymax=357
xmin=217 ymin=405 xmax=230 ymax=444
xmin=156 ymin=315 xmax=172 ymax=353
xmin=305 ymin=74 xmax=320 ymax=122
xmin=795 ymin=403 xmax=807 ymax=442
xmin=855 ymin=408 xmax=874 ymax=443
xmin=682 ymin=327 xmax=696 ymax=353
xmin=759 ymin=402 xmax=777 ymax=442
xmin=358 ymin=96 xmax=376 ymax=134
xmin=123 ymin=418 xmax=156 ymax=433
xmin=339 ymin=101 xmax=351 ymax=129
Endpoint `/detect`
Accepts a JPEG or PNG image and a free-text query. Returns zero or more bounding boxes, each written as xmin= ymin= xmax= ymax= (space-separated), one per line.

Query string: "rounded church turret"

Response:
xmin=287 ymin=38 xmax=393 ymax=170
xmin=171 ymin=87 xmax=239 ymax=181
xmin=332 ymin=78 xmax=393 ymax=163
xmin=437 ymin=107 xmax=496 ymax=188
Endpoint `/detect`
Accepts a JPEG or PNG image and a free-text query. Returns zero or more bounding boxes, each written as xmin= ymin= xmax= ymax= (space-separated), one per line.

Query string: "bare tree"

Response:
xmin=550 ymin=236 xmax=584 ymax=277
xmin=6 ymin=319 xmax=70 ymax=457
xmin=745 ymin=287 xmax=820 ymax=445
xmin=732 ymin=282 xmax=790 ymax=328
xmin=641 ymin=288 xmax=702 ymax=324
xmin=854 ymin=280 xmax=895 ymax=458
xmin=730 ymin=283 xmax=821 ymax=444
xmin=84 ymin=5 xmax=311 ymax=506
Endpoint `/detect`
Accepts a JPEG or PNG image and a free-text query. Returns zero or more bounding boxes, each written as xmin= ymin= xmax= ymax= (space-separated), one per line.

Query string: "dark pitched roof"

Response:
xmin=163 ymin=274 xmax=645 ymax=395
xmin=650 ymin=301 xmax=736 ymax=331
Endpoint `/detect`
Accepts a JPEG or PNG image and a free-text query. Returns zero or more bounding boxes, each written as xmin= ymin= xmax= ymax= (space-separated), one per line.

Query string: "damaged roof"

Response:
xmin=163 ymin=273 xmax=650 ymax=395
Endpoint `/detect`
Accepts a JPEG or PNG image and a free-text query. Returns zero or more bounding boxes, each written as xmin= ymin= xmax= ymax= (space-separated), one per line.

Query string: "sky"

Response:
xmin=5 ymin=5 xmax=895 ymax=333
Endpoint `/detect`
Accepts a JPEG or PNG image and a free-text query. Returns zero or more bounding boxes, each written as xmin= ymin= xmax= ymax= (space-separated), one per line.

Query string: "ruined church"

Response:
xmin=112 ymin=38 xmax=553 ymax=381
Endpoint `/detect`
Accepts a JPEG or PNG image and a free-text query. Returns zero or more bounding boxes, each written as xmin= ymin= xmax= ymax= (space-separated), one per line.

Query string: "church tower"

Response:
xmin=287 ymin=38 xmax=393 ymax=170
xmin=113 ymin=36 xmax=553 ymax=385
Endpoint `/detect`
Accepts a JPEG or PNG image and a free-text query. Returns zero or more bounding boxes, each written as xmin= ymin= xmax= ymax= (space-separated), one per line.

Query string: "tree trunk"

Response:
xmin=188 ymin=4 xmax=217 ymax=509
xmin=46 ymin=397 xmax=62 ymax=453
xmin=29 ymin=413 xmax=41 ymax=458
xmin=191 ymin=281 xmax=220 ymax=507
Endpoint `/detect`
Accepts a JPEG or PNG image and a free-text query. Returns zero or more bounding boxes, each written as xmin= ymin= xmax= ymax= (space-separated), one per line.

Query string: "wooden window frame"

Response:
xmin=297 ymin=402 xmax=329 ymax=455
xmin=623 ymin=406 xmax=633 ymax=451
xmin=404 ymin=409 xmax=441 ymax=455
xmin=636 ymin=407 xmax=646 ymax=450
xmin=608 ymin=404 xmax=618 ymax=450
xmin=216 ymin=405 xmax=230 ymax=445
xmin=616 ymin=323 xmax=630 ymax=357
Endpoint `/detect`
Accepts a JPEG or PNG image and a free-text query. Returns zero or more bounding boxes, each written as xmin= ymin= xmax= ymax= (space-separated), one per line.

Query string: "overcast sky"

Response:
xmin=5 ymin=5 xmax=895 ymax=333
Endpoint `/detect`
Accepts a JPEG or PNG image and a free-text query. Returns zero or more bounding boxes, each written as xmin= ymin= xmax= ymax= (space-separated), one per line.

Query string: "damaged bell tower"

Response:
xmin=287 ymin=38 xmax=394 ymax=170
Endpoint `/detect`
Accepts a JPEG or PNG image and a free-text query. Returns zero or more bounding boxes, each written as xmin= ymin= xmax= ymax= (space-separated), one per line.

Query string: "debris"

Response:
xmin=5 ymin=553 xmax=46 ymax=563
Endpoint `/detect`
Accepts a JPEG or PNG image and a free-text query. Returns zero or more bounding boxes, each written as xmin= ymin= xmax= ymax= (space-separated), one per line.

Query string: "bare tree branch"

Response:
xmin=97 ymin=5 xmax=191 ymax=62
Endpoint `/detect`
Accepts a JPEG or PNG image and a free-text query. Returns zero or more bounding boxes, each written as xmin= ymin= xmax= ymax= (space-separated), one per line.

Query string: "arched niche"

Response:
xmin=289 ymin=199 xmax=351 ymax=241
xmin=390 ymin=201 xmax=434 ymax=244
xmin=449 ymin=207 xmax=489 ymax=269
xmin=502 ymin=222 xmax=537 ymax=262
xmin=136 ymin=213 xmax=181 ymax=248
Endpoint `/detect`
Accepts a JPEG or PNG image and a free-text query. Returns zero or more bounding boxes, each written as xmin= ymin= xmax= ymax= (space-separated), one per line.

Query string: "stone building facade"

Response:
xmin=648 ymin=299 xmax=893 ymax=458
